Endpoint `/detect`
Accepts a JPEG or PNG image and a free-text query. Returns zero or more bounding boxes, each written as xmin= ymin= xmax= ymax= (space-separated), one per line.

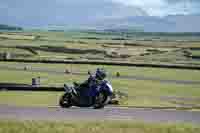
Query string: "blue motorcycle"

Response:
xmin=59 ymin=72 xmax=113 ymax=109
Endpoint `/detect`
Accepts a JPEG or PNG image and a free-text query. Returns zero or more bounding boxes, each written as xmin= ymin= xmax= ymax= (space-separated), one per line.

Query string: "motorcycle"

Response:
xmin=59 ymin=72 xmax=113 ymax=109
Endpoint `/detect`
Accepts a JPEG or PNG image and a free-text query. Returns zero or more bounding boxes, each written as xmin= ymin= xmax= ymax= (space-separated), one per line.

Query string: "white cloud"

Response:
xmin=112 ymin=0 xmax=164 ymax=7
xmin=110 ymin=0 xmax=200 ymax=16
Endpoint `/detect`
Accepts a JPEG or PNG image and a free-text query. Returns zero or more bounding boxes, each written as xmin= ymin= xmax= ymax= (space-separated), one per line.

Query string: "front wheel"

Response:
xmin=93 ymin=91 xmax=111 ymax=109
xmin=59 ymin=93 xmax=72 ymax=108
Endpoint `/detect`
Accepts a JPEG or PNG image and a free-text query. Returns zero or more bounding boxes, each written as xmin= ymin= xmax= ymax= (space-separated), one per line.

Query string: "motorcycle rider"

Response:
xmin=75 ymin=68 xmax=107 ymax=95
xmin=89 ymin=68 xmax=107 ymax=84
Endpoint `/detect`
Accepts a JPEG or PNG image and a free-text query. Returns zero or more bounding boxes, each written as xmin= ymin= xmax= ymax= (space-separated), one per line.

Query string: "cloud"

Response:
xmin=111 ymin=0 xmax=200 ymax=16
xmin=165 ymin=0 xmax=200 ymax=4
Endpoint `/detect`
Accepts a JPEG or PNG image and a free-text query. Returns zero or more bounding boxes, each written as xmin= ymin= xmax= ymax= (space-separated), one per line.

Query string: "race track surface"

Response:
xmin=0 ymin=105 xmax=200 ymax=124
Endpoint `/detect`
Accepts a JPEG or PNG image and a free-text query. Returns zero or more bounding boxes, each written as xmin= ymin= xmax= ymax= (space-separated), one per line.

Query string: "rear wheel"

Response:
xmin=59 ymin=93 xmax=72 ymax=108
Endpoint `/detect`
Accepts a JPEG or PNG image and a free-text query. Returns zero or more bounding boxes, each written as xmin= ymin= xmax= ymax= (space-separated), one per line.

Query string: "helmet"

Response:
xmin=95 ymin=68 xmax=107 ymax=80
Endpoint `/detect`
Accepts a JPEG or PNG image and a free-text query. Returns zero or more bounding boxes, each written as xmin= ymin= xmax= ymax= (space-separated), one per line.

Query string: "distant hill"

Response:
xmin=0 ymin=24 xmax=23 ymax=31
xmin=92 ymin=15 xmax=200 ymax=32
xmin=164 ymin=15 xmax=200 ymax=32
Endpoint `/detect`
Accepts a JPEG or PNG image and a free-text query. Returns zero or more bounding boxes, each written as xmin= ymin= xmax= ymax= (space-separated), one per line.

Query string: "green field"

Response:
xmin=1 ymin=31 xmax=200 ymax=66
xmin=190 ymin=50 xmax=200 ymax=57
xmin=0 ymin=120 xmax=199 ymax=133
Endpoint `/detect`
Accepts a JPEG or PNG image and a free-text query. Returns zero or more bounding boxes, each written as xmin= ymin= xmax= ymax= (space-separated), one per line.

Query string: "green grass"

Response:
xmin=0 ymin=120 xmax=199 ymax=133
xmin=1 ymin=62 xmax=200 ymax=81
xmin=0 ymin=91 xmax=62 ymax=107
xmin=0 ymin=34 xmax=36 ymax=40
xmin=190 ymin=50 xmax=200 ymax=56
xmin=0 ymin=48 xmax=31 ymax=54
xmin=0 ymin=69 xmax=86 ymax=86
xmin=111 ymin=79 xmax=200 ymax=97
xmin=36 ymin=50 xmax=85 ymax=60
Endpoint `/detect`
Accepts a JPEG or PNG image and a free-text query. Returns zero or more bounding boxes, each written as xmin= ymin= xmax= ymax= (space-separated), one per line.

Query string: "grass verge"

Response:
xmin=1 ymin=62 xmax=200 ymax=81
xmin=0 ymin=120 xmax=199 ymax=133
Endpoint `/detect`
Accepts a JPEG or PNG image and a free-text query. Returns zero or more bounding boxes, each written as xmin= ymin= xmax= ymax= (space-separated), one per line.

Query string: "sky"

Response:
xmin=0 ymin=0 xmax=200 ymax=27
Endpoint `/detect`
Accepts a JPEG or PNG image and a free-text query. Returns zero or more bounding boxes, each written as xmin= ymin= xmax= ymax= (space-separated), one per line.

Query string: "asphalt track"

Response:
xmin=0 ymin=65 xmax=200 ymax=85
xmin=0 ymin=105 xmax=200 ymax=124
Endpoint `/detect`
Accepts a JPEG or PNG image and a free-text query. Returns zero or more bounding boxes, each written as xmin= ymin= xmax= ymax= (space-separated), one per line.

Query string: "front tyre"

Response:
xmin=59 ymin=93 xmax=72 ymax=108
xmin=93 ymin=91 xmax=110 ymax=109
